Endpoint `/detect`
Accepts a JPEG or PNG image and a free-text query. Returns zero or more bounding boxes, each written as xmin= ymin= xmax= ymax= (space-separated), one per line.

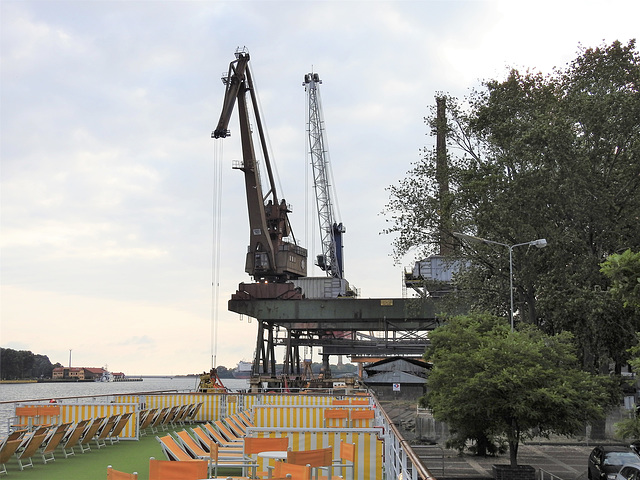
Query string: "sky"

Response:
xmin=1 ymin=0 xmax=638 ymax=375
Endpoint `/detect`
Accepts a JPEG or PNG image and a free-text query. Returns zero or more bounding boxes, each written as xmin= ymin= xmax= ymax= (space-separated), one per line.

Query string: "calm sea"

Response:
xmin=0 ymin=376 xmax=249 ymax=435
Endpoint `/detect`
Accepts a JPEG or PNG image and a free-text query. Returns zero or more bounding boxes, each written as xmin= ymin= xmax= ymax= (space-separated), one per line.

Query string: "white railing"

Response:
xmin=539 ymin=469 xmax=565 ymax=480
xmin=375 ymin=396 xmax=436 ymax=480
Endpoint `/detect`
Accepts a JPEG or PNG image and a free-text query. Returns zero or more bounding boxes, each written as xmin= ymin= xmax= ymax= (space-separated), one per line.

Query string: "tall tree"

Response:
xmin=425 ymin=313 xmax=617 ymax=466
xmin=601 ymin=250 xmax=640 ymax=311
xmin=384 ymin=40 xmax=640 ymax=372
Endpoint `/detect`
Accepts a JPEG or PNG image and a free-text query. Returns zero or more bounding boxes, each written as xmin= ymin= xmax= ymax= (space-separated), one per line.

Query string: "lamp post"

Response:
xmin=453 ymin=232 xmax=547 ymax=331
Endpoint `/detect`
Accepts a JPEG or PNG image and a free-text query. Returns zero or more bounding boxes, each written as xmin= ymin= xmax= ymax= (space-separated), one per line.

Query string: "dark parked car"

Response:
xmin=589 ymin=446 xmax=640 ymax=480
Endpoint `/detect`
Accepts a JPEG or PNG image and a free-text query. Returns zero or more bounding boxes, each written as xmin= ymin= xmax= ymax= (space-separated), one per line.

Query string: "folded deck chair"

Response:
xmin=148 ymin=457 xmax=208 ymax=480
xmin=161 ymin=406 xmax=181 ymax=431
xmin=213 ymin=419 xmax=244 ymax=442
xmin=238 ymin=410 xmax=253 ymax=427
xmin=203 ymin=423 xmax=243 ymax=447
xmin=149 ymin=407 xmax=170 ymax=434
xmin=60 ymin=419 xmax=91 ymax=458
xmin=184 ymin=402 xmax=203 ymax=424
xmin=139 ymin=408 xmax=158 ymax=436
xmin=15 ymin=425 xmax=50 ymax=470
xmin=180 ymin=429 xmax=243 ymax=461
xmin=95 ymin=414 xmax=120 ymax=449
xmin=172 ymin=404 xmax=191 ymax=426
xmin=0 ymin=430 xmax=27 ymax=475
xmin=107 ymin=465 xmax=138 ymax=479
xmin=137 ymin=409 xmax=150 ymax=427
xmin=156 ymin=434 xmax=194 ymax=461
xmin=41 ymin=422 xmax=71 ymax=464
xmin=79 ymin=416 xmax=106 ymax=453
xmin=108 ymin=412 xmax=133 ymax=444
xmin=224 ymin=416 xmax=246 ymax=437
xmin=173 ymin=430 xmax=209 ymax=459
xmin=190 ymin=426 xmax=243 ymax=457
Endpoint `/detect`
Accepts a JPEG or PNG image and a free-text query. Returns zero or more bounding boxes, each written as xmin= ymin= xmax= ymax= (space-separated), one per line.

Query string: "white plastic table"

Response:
xmin=257 ymin=450 xmax=288 ymax=460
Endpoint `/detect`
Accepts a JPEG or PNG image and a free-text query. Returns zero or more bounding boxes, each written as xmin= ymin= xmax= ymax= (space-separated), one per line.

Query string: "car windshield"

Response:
xmin=604 ymin=452 xmax=639 ymax=465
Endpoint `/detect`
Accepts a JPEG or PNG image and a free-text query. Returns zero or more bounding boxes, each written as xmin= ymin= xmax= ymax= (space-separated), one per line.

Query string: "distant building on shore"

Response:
xmin=52 ymin=367 xmax=110 ymax=381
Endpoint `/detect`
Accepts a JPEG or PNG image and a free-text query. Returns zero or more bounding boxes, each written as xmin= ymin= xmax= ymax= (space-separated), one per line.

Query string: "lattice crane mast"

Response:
xmin=304 ymin=72 xmax=345 ymax=279
xmin=213 ymin=49 xmax=307 ymax=285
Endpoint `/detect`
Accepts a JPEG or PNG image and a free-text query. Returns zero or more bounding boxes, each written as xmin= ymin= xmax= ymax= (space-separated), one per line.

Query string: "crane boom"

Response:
xmin=304 ymin=72 xmax=345 ymax=279
xmin=213 ymin=49 xmax=307 ymax=284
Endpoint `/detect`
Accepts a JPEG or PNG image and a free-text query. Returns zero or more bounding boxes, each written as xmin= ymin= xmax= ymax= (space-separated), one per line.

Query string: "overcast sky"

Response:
xmin=1 ymin=0 xmax=637 ymax=375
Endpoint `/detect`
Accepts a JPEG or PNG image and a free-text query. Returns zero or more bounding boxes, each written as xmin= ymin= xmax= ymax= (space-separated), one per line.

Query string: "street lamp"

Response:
xmin=453 ymin=232 xmax=548 ymax=331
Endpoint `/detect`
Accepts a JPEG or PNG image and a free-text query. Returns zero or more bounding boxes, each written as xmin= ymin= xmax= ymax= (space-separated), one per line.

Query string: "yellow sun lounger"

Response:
xmin=108 ymin=412 xmax=133 ymax=444
xmin=16 ymin=425 xmax=50 ymax=470
xmin=78 ymin=416 xmax=106 ymax=453
xmin=0 ymin=430 xmax=27 ymax=475
xmin=95 ymin=414 xmax=119 ymax=449
xmin=41 ymin=422 xmax=71 ymax=464
xmin=60 ymin=419 xmax=91 ymax=458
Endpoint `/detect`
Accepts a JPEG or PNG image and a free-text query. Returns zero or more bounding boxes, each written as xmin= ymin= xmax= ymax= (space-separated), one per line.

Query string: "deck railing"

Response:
xmin=374 ymin=395 xmax=436 ymax=480
xmin=539 ymin=469 xmax=566 ymax=480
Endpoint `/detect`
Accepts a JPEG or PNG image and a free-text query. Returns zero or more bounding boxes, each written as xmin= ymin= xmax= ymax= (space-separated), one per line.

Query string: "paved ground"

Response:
xmin=412 ymin=443 xmax=594 ymax=480
xmin=378 ymin=399 xmax=610 ymax=480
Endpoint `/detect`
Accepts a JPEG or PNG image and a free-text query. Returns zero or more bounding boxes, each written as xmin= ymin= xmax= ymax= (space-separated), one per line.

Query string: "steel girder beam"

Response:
xmin=229 ymin=297 xmax=441 ymax=329
xmin=234 ymin=297 xmax=445 ymax=377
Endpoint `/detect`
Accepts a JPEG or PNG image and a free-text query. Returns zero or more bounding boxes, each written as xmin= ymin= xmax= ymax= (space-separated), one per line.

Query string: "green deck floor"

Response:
xmin=2 ymin=426 xmax=242 ymax=480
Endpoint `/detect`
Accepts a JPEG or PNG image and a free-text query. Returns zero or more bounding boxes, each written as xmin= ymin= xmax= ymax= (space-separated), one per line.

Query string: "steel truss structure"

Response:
xmin=229 ymin=297 xmax=447 ymax=379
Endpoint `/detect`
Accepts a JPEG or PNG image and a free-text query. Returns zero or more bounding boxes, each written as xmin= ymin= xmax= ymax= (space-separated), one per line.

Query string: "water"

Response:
xmin=0 ymin=376 xmax=249 ymax=435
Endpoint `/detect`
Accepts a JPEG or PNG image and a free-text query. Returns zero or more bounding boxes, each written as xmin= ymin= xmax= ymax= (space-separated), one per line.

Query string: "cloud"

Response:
xmin=2 ymin=0 xmax=638 ymax=374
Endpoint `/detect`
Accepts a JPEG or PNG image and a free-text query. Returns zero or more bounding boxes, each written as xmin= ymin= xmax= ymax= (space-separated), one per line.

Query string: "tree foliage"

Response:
xmin=424 ymin=314 xmax=617 ymax=466
xmin=0 ymin=348 xmax=58 ymax=380
xmin=384 ymin=40 xmax=640 ymax=372
xmin=601 ymin=249 xmax=640 ymax=310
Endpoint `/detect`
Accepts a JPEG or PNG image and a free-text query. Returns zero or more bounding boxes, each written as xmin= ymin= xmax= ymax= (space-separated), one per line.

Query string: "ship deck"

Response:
xmin=1 ymin=425 xmax=242 ymax=479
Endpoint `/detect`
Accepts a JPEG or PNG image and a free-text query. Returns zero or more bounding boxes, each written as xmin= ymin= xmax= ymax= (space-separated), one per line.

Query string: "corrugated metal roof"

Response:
xmin=365 ymin=357 xmax=430 ymax=373
xmin=364 ymin=371 xmax=427 ymax=384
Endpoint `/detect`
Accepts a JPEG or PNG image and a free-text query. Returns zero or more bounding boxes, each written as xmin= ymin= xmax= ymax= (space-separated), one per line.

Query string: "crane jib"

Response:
xmin=213 ymin=49 xmax=307 ymax=287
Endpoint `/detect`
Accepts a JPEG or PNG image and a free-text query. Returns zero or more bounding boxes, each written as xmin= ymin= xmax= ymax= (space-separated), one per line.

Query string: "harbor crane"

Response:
xmin=303 ymin=72 xmax=345 ymax=279
xmin=213 ymin=49 xmax=307 ymax=298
